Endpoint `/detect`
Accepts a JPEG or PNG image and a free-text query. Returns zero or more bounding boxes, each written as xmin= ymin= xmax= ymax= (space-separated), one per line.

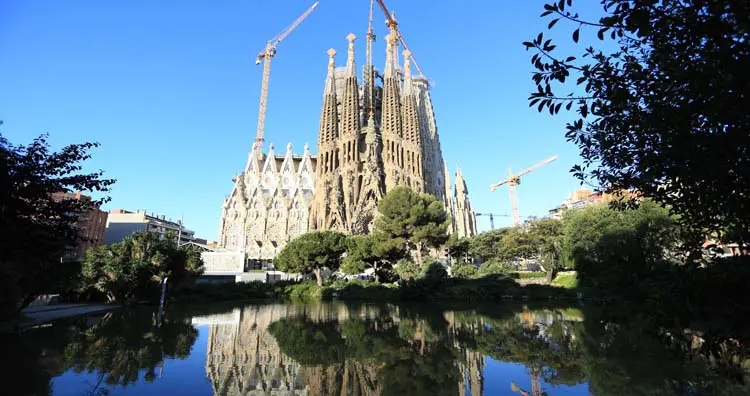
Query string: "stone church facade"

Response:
xmin=216 ymin=31 xmax=476 ymax=267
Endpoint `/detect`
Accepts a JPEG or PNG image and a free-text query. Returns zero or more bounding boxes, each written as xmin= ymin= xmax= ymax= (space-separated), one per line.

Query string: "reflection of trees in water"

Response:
xmin=580 ymin=307 xmax=750 ymax=396
xmin=262 ymin=303 xmax=750 ymax=396
xmin=62 ymin=309 xmax=198 ymax=387
xmin=8 ymin=301 xmax=749 ymax=396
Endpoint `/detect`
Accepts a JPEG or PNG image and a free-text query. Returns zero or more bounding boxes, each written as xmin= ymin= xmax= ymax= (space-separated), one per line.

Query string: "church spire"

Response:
xmin=311 ymin=48 xmax=346 ymax=231
xmin=345 ymin=33 xmax=357 ymax=76
xmin=318 ymin=48 xmax=339 ymax=173
xmin=453 ymin=166 xmax=477 ymax=237
xmin=340 ymin=34 xmax=360 ymax=162
xmin=401 ymin=49 xmax=424 ymax=192
xmin=340 ymin=34 xmax=361 ymax=220
xmin=381 ymin=33 xmax=404 ymax=191
xmin=324 ymin=48 xmax=336 ymax=96
xmin=362 ymin=0 xmax=376 ymax=120
xmin=403 ymin=49 xmax=414 ymax=96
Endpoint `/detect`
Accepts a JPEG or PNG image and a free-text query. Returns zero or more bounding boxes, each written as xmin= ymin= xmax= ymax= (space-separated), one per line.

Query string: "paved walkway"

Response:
xmin=20 ymin=304 xmax=118 ymax=327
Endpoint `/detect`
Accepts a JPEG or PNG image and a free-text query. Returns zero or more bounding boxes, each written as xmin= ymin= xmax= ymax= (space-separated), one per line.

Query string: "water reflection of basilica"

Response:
xmin=192 ymin=304 xmax=485 ymax=396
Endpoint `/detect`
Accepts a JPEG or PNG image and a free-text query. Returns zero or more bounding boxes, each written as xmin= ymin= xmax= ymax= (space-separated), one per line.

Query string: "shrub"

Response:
xmin=334 ymin=279 xmax=399 ymax=300
xmin=277 ymin=282 xmax=329 ymax=301
xmin=477 ymin=259 xmax=513 ymax=277
xmin=395 ymin=259 xmax=420 ymax=281
xmin=421 ymin=261 xmax=448 ymax=281
xmin=451 ymin=263 xmax=478 ymax=279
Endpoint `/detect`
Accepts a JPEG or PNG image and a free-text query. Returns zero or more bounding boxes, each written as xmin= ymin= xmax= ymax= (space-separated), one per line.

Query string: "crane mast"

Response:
xmin=253 ymin=1 xmax=319 ymax=151
xmin=365 ymin=0 xmax=376 ymax=117
xmin=490 ymin=155 xmax=558 ymax=227
xmin=375 ymin=0 xmax=426 ymax=78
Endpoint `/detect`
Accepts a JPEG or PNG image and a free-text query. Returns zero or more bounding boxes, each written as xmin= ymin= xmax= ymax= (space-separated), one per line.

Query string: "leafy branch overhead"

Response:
xmin=524 ymin=0 xmax=750 ymax=248
xmin=1 ymin=130 xmax=116 ymax=315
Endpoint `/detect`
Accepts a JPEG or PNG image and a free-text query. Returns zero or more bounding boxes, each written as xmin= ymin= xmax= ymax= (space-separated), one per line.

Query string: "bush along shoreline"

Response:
xmin=166 ymin=271 xmax=579 ymax=305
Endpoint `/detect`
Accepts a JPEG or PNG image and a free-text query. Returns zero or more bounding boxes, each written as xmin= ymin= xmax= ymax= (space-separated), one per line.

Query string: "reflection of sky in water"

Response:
xmin=482 ymin=358 xmax=590 ymax=396
xmin=50 ymin=326 xmax=214 ymax=396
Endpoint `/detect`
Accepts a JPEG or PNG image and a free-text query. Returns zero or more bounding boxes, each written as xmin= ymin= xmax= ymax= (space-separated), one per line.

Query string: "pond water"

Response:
xmin=3 ymin=301 xmax=749 ymax=396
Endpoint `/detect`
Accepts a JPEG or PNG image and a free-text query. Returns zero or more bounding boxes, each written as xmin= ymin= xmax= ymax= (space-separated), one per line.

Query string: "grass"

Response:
xmin=514 ymin=272 xmax=548 ymax=279
xmin=553 ymin=273 xmax=579 ymax=289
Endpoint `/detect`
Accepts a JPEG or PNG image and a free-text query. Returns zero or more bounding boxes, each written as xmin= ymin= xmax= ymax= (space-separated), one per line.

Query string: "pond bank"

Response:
xmin=6 ymin=304 xmax=120 ymax=332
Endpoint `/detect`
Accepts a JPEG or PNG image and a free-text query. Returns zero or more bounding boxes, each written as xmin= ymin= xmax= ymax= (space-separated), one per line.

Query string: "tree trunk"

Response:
xmin=313 ymin=268 xmax=323 ymax=286
xmin=419 ymin=322 xmax=425 ymax=356
xmin=415 ymin=244 xmax=423 ymax=266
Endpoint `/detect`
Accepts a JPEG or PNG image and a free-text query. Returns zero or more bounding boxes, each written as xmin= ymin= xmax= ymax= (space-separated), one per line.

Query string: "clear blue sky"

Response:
xmin=1 ymin=0 xmax=602 ymax=239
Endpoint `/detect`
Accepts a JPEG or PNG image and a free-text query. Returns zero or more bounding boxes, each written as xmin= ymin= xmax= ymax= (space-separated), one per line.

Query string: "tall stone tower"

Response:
xmin=380 ymin=33 xmax=406 ymax=192
xmin=401 ymin=49 xmax=425 ymax=193
xmin=310 ymin=49 xmax=346 ymax=231
xmin=309 ymin=33 xmax=475 ymax=237
xmin=453 ymin=167 xmax=478 ymax=237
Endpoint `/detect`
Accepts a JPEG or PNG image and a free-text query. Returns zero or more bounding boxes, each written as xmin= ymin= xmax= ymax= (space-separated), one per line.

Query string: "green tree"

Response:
xmin=528 ymin=218 xmax=565 ymax=277
xmin=445 ymin=234 xmax=470 ymax=264
xmin=0 ymin=131 xmax=115 ymax=315
xmin=477 ymin=259 xmax=514 ymax=277
xmin=375 ymin=187 xmax=450 ymax=266
xmin=496 ymin=227 xmax=538 ymax=262
xmin=525 ymin=0 xmax=750 ymax=248
xmin=341 ymin=233 xmax=405 ymax=282
xmin=451 ymin=262 xmax=478 ymax=278
xmin=563 ymin=201 xmax=680 ymax=291
xmin=394 ymin=258 xmax=421 ymax=281
xmin=81 ymin=232 xmax=204 ymax=303
xmin=421 ymin=260 xmax=448 ymax=282
xmin=274 ymin=231 xmax=347 ymax=286
xmin=468 ymin=228 xmax=509 ymax=261
xmin=468 ymin=227 xmax=541 ymax=264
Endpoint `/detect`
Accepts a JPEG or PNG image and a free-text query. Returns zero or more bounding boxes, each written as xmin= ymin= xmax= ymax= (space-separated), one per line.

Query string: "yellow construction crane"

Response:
xmin=253 ymin=1 xmax=319 ymax=150
xmin=490 ymin=155 xmax=558 ymax=227
xmin=375 ymin=0 xmax=426 ymax=78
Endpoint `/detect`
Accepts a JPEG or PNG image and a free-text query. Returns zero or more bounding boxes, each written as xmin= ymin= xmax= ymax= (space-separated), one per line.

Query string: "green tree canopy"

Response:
xmin=563 ymin=200 xmax=680 ymax=291
xmin=525 ymin=0 xmax=750 ymax=248
xmin=341 ymin=233 xmax=405 ymax=281
xmin=468 ymin=228 xmax=509 ymax=261
xmin=81 ymin=232 xmax=204 ymax=303
xmin=528 ymin=218 xmax=565 ymax=275
xmin=0 ymin=131 xmax=115 ymax=315
xmin=375 ymin=187 xmax=450 ymax=265
xmin=445 ymin=234 xmax=470 ymax=264
xmin=274 ymin=231 xmax=347 ymax=285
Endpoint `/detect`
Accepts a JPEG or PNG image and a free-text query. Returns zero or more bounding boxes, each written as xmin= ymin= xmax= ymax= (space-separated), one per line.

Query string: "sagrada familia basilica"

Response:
xmin=216 ymin=18 xmax=476 ymax=267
